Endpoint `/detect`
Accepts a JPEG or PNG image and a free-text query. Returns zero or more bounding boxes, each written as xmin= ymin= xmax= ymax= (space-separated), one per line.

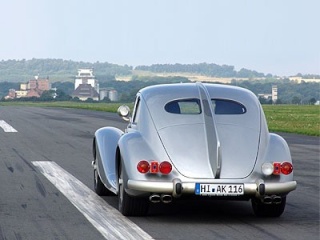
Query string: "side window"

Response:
xmin=212 ymin=99 xmax=246 ymax=115
xmin=132 ymin=97 xmax=141 ymax=124
xmin=165 ymin=99 xmax=201 ymax=114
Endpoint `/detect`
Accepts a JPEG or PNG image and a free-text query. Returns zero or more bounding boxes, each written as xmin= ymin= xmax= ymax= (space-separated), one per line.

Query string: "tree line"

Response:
xmin=1 ymin=59 xmax=318 ymax=82
xmin=0 ymin=59 xmax=132 ymax=82
xmin=1 ymin=77 xmax=318 ymax=105
xmin=135 ymin=63 xmax=269 ymax=78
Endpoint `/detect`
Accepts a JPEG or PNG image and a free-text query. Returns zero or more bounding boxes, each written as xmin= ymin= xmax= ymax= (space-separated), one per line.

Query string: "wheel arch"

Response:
xmin=94 ymin=127 xmax=124 ymax=192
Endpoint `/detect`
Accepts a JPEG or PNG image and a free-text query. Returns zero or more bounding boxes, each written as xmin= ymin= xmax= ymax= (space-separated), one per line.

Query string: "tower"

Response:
xmin=272 ymin=85 xmax=278 ymax=103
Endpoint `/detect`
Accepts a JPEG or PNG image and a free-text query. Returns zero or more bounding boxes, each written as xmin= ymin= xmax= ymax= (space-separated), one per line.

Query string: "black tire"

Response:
xmin=94 ymin=168 xmax=114 ymax=196
xmin=251 ymin=196 xmax=286 ymax=217
xmin=118 ymin=161 xmax=149 ymax=216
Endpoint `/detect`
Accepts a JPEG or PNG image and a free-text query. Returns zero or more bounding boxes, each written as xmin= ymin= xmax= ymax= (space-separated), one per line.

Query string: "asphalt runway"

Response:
xmin=0 ymin=106 xmax=319 ymax=240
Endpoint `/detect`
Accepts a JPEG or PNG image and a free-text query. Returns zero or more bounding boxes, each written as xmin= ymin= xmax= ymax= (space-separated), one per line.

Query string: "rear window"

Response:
xmin=212 ymin=99 xmax=246 ymax=114
xmin=165 ymin=99 xmax=201 ymax=114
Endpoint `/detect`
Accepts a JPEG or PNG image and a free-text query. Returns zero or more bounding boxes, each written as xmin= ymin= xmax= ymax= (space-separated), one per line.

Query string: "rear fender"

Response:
xmin=94 ymin=127 xmax=123 ymax=192
xmin=117 ymin=131 xmax=154 ymax=177
xmin=117 ymin=131 xmax=163 ymax=196
xmin=259 ymin=133 xmax=294 ymax=181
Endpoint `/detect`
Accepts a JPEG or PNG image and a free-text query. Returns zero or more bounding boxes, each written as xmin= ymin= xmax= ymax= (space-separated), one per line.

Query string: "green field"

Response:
xmin=0 ymin=101 xmax=127 ymax=113
xmin=1 ymin=102 xmax=319 ymax=136
xmin=262 ymin=105 xmax=319 ymax=136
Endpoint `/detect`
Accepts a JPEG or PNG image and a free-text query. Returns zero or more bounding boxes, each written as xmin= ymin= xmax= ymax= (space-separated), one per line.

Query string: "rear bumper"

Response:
xmin=127 ymin=179 xmax=297 ymax=197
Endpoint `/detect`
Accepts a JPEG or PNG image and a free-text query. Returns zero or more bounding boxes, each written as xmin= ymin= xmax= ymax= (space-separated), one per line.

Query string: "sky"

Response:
xmin=0 ymin=0 xmax=319 ymax=76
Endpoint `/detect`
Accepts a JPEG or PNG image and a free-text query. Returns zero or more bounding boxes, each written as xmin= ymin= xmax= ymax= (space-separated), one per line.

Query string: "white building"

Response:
xmin=72 ymin=69 xmax=100 ymax=101
xmin=272 ymin=85 xmax=278 ymax=103
xmin=258 ymin=85 xmax=278 ymax=104
xmin=74 ymin=69 xmax=99 ymax=93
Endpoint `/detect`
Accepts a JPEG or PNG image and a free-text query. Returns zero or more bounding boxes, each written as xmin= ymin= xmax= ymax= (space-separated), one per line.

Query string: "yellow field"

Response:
xmin=116 ymin=70 xmax=255 ymax=83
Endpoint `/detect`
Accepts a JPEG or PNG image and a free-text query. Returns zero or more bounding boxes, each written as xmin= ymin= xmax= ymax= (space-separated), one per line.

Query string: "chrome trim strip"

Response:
xmin=196 ymin=82 xmax=222 ymax=178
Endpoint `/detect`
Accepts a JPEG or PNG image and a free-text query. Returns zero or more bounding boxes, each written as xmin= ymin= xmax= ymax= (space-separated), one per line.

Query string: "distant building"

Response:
xmin=258 ymin=93 xmax=272 ymax=100
xmin=99 ymin=88 xmax=119 ymax=102
xmin=72 ymin=84 xmax=99 ymax=101
xmin=65 ymin=69 xmax=120 ymax=101
xmin=72 ymin=69 xmax=99 ymax=101
xmin=74 ymin=68 xmax=99 ymax=91
xmin=6 ymin=75 xmax=51 ymax=99
xmin=20 ymin=83 xmax=28 ymax=90
xmin=4 ymin=89 xmax=16 ymax=99
xmin=16 ymin=90 xmax=28 ymax=98
xmin=258 ymin=85 xmax=278 ymax=104
xmin=37 ymin=79 xmax=51 ymax=91
xmin=108 ymin=90 xmax=119 ymax=102
xmin=272 ymin=85 xmax=278 ymax=103
xmin=27 ymin=78 xmax=50 ymax=91
xmin=26 ymin=89 xmax=42 ymax=98
xmin=99 ymin=88 xmax=109 ymax=101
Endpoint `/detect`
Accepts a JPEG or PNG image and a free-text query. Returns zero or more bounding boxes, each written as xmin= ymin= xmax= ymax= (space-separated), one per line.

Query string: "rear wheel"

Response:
xmin=251 ymin=196 xmax=286 ymax=217
xmin=94 ymin=168 xmax=114 ymax=196
xmin=118 ymin=160 xmax=149 ymax=216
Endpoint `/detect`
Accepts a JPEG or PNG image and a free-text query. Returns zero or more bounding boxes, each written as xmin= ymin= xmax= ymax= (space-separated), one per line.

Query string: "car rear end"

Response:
xmin=126 ymin=83 xmax=296 ymax=216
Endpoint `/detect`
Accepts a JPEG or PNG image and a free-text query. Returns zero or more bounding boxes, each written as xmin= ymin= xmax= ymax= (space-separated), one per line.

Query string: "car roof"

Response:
xmin=139 ymin=83 xmax=259 ymax=109
xmin=138 ymin=83 xmax=261 ymax=131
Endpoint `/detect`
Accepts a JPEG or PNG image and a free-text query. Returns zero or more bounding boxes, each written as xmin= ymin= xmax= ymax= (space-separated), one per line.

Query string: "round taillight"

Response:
xmin=262 ymin=162 xmax=274 ymax=176
xmin=159 ymin=161 xmax=172 ymax=174
xmin=281 ymin=162 xmax=293 ymax=175
xmin=137 ymin=160 xmax=150 ymax=173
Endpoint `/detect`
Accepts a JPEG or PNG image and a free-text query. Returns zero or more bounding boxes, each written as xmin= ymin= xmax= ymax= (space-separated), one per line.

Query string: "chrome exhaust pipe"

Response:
xmin=262 ymin=196 xmax=272 ymax=204
xmin=272 ymin=196 xmax=282 ymax=204
xmin=149 ymin=194 xmax=161 ymax=203
xmin=161 ymin=194 xmax=172 ymax=204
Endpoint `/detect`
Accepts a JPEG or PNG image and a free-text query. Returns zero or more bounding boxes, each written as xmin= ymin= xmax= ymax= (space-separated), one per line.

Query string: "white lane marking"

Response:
xmin=32 ymin=161 xmax=154 ymax=240
xmin=0 ymin=120 xmax=18 ymax=132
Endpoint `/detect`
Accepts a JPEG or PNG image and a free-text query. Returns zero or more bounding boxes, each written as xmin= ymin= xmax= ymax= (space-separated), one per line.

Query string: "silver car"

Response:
xmin=92 ymin=83 xmax=297 ymax=217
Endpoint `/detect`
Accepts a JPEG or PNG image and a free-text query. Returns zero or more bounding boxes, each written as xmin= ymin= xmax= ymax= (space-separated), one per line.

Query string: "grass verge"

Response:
xmin=0 ymin=101 xmax=132 ymax=113
xmin=263 ymin=105 xmax=319 ymax=136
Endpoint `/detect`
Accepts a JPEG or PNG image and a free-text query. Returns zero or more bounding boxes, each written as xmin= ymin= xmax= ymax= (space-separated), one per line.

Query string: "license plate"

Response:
xmin=195 ymin=183 xmax=244 ymax=196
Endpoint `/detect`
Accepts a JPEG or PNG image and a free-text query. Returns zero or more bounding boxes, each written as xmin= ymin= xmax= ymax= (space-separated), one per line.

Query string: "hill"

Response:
xmin=0 ymin=59 xmax=132 ymax=82
xmin=0 ymin=59 xmax=319 ymax=104
xmin=0 ymin=59 xmax=272 ymax=83
xmin=1 ymin=59 xmax=319 ymax=83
